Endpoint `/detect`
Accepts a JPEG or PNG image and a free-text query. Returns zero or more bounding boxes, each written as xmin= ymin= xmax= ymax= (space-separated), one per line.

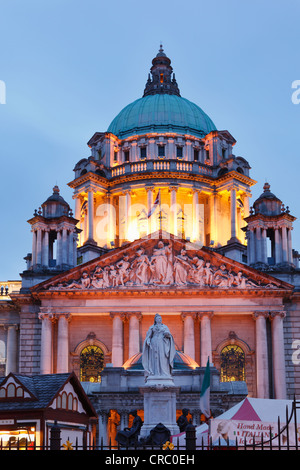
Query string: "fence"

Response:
xmin=1 ymin=398 xmax=300 ymax=450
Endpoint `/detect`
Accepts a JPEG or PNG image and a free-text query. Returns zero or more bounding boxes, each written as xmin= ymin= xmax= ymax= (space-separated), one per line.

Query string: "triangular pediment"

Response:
xmin=32 ymin=231 xmax=292 ymax=293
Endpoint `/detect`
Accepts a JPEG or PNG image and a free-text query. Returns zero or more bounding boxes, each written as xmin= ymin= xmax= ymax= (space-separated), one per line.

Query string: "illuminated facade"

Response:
xmin=1 ymin=46 xmax=300 ymax=445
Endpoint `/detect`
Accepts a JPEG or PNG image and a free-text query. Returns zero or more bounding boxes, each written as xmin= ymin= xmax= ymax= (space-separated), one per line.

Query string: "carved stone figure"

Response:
xmin=49 ymin=240 xmax=276 ymax=291
xmin=67 ymin=271 xmax=90 ymax=289
xmin=130 ymin=248 xmax=150 ymax=285
xmin=149 ymin=241 xmax=173 ymax=284
xmin=174 ymin=249 xmax=192 ymax=285
xmin=142 ymin=314 xmax=176 ymax=379
xmin=115 ymin=410 xmax=143 ymax=446
xmin=176 ymin=408 xmax=190 ymax=432
xmin=213 ymin=264 xmax=231 ymax=288
xmin=204 ymin=262 xmax=214 ymax=286
xmin=116 ymin=255 xmax=130 ymax=286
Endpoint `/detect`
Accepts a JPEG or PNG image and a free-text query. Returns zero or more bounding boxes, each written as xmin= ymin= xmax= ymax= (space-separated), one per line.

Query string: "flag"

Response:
xmin=147 ymin=190 xmax=160 ymax=218
xmin=200 ymin=357 xmax=211 ymax=418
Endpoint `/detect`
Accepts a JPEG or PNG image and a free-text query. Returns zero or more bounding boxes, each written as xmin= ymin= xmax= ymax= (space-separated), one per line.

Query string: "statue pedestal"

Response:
xmin=139 ymin=377 xmax=180 ymax=438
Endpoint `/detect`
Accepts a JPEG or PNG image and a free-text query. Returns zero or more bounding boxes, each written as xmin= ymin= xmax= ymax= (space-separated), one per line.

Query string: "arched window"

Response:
xmin=220 ymin=345 xmax=245 ymax=382
xmin=80 ymin=345 xmax=104 ymax=383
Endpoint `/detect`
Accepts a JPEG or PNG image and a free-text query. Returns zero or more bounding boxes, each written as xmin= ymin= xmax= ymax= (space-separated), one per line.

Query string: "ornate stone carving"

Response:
xmin=47 ymin=239 xmax=282 ymax=291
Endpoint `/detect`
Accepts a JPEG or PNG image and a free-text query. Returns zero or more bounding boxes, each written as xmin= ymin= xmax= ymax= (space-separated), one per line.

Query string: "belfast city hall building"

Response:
xmin=1 ymin=46 xmax=300 ymax=446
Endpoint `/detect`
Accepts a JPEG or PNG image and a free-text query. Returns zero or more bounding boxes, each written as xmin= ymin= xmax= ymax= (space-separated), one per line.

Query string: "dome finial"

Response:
xmin=143 ymin=46 xmax=181 ymax=97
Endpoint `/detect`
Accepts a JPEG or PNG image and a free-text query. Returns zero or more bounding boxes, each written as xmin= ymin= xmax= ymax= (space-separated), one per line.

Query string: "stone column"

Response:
xmin=255 ymin=227 xmax=262 ymax=262
xmin=247 ymin=228 xmax=255 ymax=264
xmin=98 ymin=411 xmax=109 ymax=448
xmin=261 ymin=228 xmax=268 ymax=264
xmin=110 ymin=313 xmax=124 ymax=367
xmin=181 ymin=312 xmax=196 ymax=360
xmin=210 ymin=191 xmax=218 ymax=245
xmin=124 ymin=190 xmax=131 ymax=240
xmin=119 ymin=410 xmax=129 ymax=431
xmin=270 ymin=311 xmax=286 ymax=399
xmin=62 ymin=228 xmax=68 ymax=265
xmin=287 ymin=228 xmax=293 ymax=263
xmin=31 ymin=229 xmax=37 ymax=266
xmin=192 ymin=190 xmax=200 ymax=242
xmin=282 ymin=226 xmax=288 ymax=263
xmin=5 ymin=325 xmax=18 ymax=375
xmin=56 ymin=314 xmax=71 ymax=373
xmin=199 ymin=312 xmax=213 ymax=366
xmin=39 ymin=313 xmax=53 ymax=374
xmin=170 ymin=186 xmax=177 ymax=236
xmin=146 ymin=186 xmax=154 ymax=235
xmin=128 ymin=312 xmax=142 ymax=359
xmin=36 ymin=229 xmax=42 ymax=265
xmin=42 ymin=229 xmax=49 ymax=267
xmin=274 ymin=228 xmax=281 ymax=264
xmin=56 ymin=230 xmax=62 ymax=266
xmin=230 ymin=187 xmax=237 ymax=241
xmin=74 ymin=196 xmax=81 ymax=222
xmin=87 ymin=189 xmax=95 ymax=242
xmin=105 ymin=192 xmax=115 ymax=247
xmin=253 ymin=311 xmax=269 ymax=398
xmin=68 ymin=230 xmax=74 ymax=266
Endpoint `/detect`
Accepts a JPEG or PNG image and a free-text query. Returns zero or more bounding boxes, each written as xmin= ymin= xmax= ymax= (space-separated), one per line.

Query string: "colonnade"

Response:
xmin=247 ymin=225 xmax=293 ymax=265
xmin=38 ymin=309 xmax=287 ymax=399
xmin=76 ymin=183 xmax=247 ymax=247
xmin=31 ymin=225 xmax=77 ymax=268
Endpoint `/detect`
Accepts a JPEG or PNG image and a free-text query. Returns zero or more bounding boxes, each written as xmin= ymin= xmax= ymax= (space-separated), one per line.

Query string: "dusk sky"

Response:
xmin=1 ymin=0 xmax=300 ymax=280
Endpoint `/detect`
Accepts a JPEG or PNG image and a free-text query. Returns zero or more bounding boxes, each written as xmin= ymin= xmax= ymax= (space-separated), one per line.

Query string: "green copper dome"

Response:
xmin=107 ymin=94 xmax=216 ymax=139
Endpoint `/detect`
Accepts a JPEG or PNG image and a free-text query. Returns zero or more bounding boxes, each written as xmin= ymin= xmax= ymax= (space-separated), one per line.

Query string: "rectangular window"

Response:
xmin=158 ymin=145 xmax=165 ymax=157
xmin=194 ymin=149 xmax=199 ymax=161
xmin=114 ymin=151 xmax=118 ymax=162
xmin=140 ymin=146 xmax=147 ymax=159
xmin=205 ymin=149 xmax=210 ymax=160
xmin=124 ymin=150 xmax=130 ymax=162
xmin=176 ymin=146 xmax=183 ymax=159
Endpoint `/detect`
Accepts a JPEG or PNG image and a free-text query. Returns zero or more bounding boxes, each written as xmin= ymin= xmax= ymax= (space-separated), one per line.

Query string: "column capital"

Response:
xmin=126 ymin=311 xmax=142 ymax=321
xmin=110 ymin=312 xmax=127 ymax=321
xmin=55 ymin=312 xmax=72 ymax=322
xmin=3 ymin=324 xmax=18 ymax=332
xmin=38 ymin=312 xmax=55 ymax=322
xmin=252 ymin=311 xmax=270 ymax=320
xmin=270 ymin=310 xmax=286 ymax=320
xmin=181 ymin=312 xmax=197 ymax=321
xmin=198 ymin=311 xmax=214 ymax=320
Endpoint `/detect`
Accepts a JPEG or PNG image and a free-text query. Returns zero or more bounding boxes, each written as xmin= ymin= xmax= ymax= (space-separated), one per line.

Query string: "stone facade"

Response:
xmin=1 ymin=46 xmax=300 ymax=445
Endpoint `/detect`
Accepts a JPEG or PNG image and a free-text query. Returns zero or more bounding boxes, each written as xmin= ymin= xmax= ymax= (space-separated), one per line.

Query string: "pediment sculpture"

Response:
xmin=47 ymin=240 xmax=281 ymax=291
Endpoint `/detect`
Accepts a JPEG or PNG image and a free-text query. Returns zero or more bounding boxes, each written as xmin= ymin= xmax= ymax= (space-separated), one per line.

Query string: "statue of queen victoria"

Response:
xmin=142 ymin=314 xmax=176 ymax=380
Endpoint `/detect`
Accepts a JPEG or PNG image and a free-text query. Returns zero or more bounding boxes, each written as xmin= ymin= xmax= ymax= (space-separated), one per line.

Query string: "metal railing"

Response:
xmin=1 ymin=398 xmax=299 ymax=450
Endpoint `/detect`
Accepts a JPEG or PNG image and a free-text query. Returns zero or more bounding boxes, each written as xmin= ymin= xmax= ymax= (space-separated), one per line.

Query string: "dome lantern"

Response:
xmin=143 ymin=44 xmax=180 ymax=97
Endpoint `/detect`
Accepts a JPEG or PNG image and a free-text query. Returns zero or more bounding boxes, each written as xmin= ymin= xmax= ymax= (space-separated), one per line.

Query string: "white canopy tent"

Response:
xmin=172 ymin=397 xmax=300 ymax=448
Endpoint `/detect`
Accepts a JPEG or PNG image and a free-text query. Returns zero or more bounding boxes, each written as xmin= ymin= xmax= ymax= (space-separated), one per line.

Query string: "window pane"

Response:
xmin=140 ymin=147 xmax=147 ymax=159
xmin=220 ymin=345 xmax=245 ymax=382
xmin=158 ymin=145 xmax=165 ymax=157
xmin=68 ymin=393 xmax=73 ymax=410
xmin=176 ymin=146 xmax=183 ymax=158
xmin=7 ymin=383 xmax=15 ymax=397
xmin=61 ymin=392 xmax=67 ymax=409
xmin=80 ymin=345 xmax=104 ymax=383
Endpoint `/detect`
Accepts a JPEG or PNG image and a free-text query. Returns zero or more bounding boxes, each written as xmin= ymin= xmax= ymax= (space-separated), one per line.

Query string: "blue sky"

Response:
xmin=0 ymin=0 xmax=300 ymax=280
